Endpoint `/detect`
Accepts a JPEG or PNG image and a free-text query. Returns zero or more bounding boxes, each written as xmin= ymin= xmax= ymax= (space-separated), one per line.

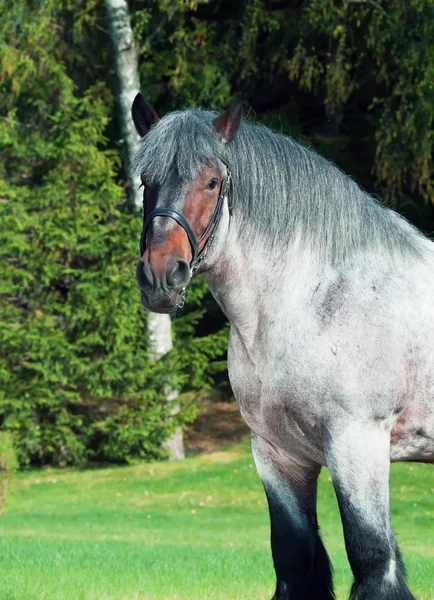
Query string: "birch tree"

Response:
xmin=105 ymin=0 xmax=184 ymax=460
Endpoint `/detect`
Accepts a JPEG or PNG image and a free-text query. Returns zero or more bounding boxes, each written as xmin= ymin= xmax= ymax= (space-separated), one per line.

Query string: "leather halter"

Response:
xmin=140 ymin=169 xmax=231 ymax=274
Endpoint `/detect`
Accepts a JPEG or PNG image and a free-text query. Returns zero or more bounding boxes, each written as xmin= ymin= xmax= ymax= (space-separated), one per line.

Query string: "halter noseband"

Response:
xmin=140 ymin=169 xmax=231 ymax=276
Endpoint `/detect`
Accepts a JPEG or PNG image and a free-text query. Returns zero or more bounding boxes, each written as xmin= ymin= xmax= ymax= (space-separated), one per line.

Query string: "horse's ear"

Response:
xmin=213 ymin=93 xmax=242 ymax=144
xmin=132 ymin=93 xmax=159 ymax=137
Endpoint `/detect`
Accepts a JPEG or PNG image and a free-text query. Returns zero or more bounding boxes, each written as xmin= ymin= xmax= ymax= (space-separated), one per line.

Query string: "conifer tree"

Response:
xmin=105 ymin=0 xmax=184 ymax=460
xmin=0 ymin=0 xmax=194 ymax=465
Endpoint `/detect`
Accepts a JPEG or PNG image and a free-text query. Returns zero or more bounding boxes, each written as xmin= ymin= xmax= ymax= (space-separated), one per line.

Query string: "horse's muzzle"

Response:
xmin=139 ymin=288 xmax=181 ymax=314
xmin=136 ymin=256 xmax=190 ymax=313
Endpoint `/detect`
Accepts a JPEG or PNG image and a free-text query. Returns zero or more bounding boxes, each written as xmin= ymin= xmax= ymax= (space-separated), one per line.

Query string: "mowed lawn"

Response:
xmin=0 ymin=442 xmax=433 ymax=600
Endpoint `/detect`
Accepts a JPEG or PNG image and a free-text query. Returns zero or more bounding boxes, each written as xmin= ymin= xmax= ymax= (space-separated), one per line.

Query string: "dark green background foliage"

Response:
xmin=1 ymin=0 xmax=433 ymax=467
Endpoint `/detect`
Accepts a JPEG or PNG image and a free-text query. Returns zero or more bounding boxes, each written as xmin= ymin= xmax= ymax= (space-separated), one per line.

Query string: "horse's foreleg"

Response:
xmin=324 ymin=418 xmax=416 ymax=600
xmin=252 ymin=434 xmax=335 ymax=600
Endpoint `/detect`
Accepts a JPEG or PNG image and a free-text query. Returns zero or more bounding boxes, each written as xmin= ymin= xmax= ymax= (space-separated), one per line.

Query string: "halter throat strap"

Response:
xmin=141 ymin=170 xmax=231 ymax=273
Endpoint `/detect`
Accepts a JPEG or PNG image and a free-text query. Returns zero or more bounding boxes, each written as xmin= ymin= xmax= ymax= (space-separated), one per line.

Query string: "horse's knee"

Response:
xmin=340 ymin=525 xmax=415 ymax=600
xmin=267 ymin=492 xmax=335 ymax=600
xmin=252 ymin=436 xmax=335 ymax=600
xmin=335 ymin=494 xmax=416 ymax=599
xmin=346 ymin=528 xmax=393 ymax=578
xmin=349 ymin=562 xmax=416 ymax=600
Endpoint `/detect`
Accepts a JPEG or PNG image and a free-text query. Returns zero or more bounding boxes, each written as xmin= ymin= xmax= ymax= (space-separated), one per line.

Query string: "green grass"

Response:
xmin=0 ymin=442 xmax=433 ymax=600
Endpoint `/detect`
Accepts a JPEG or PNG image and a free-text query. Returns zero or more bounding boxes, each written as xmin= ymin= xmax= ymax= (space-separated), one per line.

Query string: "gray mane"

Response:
xmin=131 ymin=109 xmax=425 ymax=264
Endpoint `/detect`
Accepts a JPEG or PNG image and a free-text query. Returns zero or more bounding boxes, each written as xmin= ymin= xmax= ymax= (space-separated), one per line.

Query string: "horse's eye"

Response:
xmin=207 ymin=179 xmax=218 ymax=191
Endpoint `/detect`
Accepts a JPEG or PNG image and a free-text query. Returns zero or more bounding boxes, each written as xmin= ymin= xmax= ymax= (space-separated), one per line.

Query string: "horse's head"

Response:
xmin=132 ymin=94 xmax=242 ymax=313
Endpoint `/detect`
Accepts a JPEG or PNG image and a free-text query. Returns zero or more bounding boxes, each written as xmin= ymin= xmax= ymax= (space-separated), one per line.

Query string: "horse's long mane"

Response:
xmin=131 ymin=109 xmax=426 ymax=263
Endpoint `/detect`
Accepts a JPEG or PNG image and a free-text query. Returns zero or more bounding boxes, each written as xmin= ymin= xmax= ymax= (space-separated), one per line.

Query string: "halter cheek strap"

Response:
xmin=140 ymin=170 xmax=231 ymax=274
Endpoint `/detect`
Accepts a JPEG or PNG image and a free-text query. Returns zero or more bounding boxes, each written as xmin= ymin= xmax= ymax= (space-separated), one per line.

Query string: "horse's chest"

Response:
xmin=227 ymin=330 xmax=324 ymax=461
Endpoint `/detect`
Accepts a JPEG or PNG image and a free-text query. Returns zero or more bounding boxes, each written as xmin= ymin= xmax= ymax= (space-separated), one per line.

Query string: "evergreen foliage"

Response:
xmin=0 ymin=0 xmax=226 ymax=467
xmin=132 ymin=0 xmax=434 ymax=222
xmin=0 ymin=432 xmax=18 ymax=514
xmin=1 ymin=0 xmax=433 ymax=466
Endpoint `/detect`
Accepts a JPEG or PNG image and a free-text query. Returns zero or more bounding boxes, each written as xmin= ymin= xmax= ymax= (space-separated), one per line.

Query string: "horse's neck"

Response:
xmin=205 ymin=235 xmax=317 ymax=352
xmin=205 ymin=255 xmax=262 ymax=350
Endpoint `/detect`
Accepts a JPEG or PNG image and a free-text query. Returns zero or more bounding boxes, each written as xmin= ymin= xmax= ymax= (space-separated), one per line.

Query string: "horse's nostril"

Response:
xmin=167 ymin=259 xmax=190 ymax=289
xmin=137 ymin=258 xmax=153 ymax=288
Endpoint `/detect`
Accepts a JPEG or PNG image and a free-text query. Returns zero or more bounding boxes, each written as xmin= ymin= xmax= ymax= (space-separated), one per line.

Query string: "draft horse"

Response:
xmin=132 ymin=93 xmax=434 ymax=600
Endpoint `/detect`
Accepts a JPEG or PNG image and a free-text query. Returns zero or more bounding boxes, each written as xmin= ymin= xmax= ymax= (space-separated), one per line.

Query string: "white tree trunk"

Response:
xmin=105 ymin=0 xmax=184 ymax=460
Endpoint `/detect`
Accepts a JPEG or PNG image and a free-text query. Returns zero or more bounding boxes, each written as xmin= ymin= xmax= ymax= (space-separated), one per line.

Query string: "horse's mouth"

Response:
xmin=140 ymin=288 xmax=183 ymax=314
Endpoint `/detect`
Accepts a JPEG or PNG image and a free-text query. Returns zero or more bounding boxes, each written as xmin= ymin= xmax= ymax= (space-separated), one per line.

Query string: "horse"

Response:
xmin=131 ymin=93 xmax=434 ymax=600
